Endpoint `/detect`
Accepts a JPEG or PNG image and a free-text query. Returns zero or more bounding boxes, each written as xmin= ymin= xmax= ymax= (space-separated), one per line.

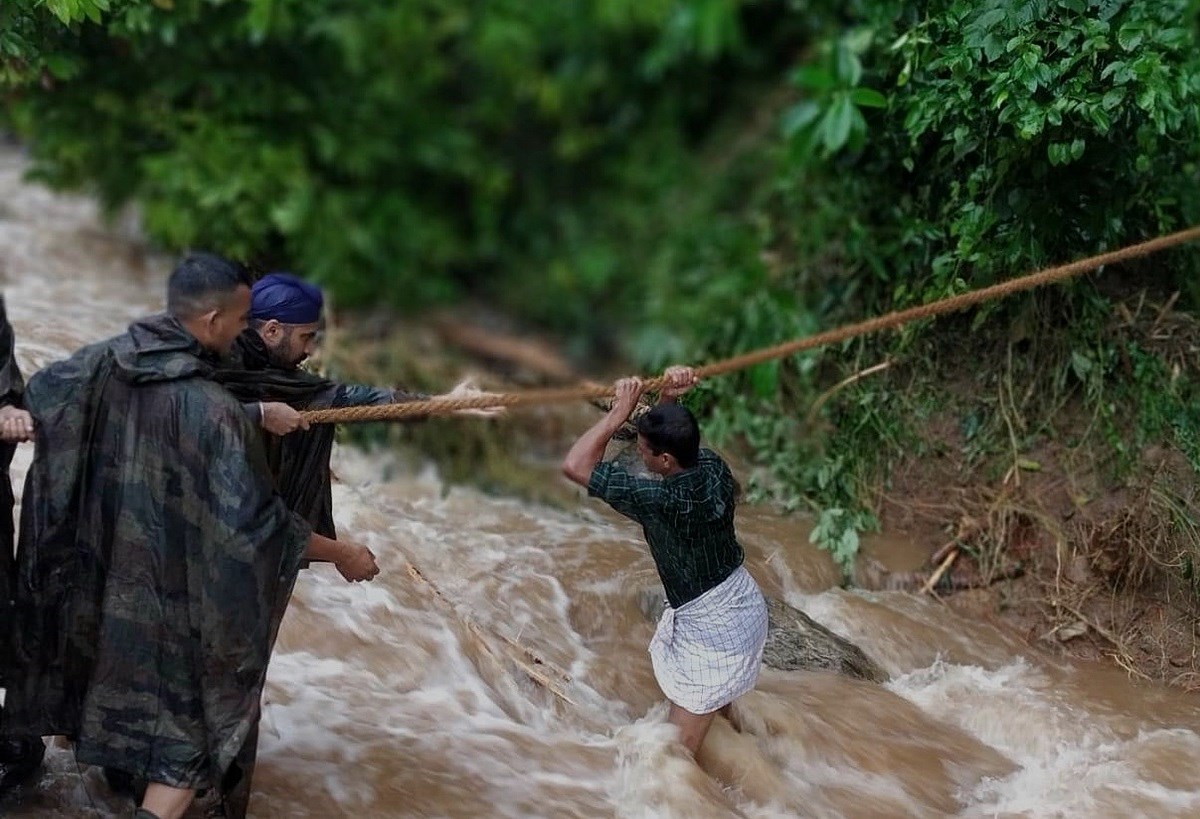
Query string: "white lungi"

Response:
xmin=649 ymin=565 xmax=768 ymax=714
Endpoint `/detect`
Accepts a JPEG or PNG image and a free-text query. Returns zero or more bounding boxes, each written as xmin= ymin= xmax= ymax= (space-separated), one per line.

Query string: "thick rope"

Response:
xmin=301 ymin=225 xmax=1200 ymax=425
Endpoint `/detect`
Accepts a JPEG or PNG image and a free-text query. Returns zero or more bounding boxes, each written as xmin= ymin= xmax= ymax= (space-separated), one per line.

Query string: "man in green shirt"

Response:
xmin=562 ymin=366 xmax=767 ymax=756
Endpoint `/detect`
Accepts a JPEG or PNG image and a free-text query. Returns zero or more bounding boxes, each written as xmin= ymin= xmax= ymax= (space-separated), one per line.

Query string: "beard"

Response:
xmin=264 ymin=341 xmax=304 ymax=370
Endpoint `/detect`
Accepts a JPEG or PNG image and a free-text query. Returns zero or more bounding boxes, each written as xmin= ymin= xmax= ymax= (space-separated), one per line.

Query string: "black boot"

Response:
xmin=134 ymin=809 xmax=162 ymax=819
xmin=0 ymin=734 xmax=45 ymax=795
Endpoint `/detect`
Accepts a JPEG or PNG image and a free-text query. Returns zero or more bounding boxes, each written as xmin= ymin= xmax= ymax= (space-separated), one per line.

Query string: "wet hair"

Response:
xmin=167 ymin=252 xmax=251 ymax=319
xmin=636 ymin=403 xmax=700 ymax=469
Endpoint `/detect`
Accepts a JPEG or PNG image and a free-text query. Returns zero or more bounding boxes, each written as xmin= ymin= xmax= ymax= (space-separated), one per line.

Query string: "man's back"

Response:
xmin=7 ymin=314 xmax=310 ymax=788
xmin=589 ymin=448 xmax=744 ymax=610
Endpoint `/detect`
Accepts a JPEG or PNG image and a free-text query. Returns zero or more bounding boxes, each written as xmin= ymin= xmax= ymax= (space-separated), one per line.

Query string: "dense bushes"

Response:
xmin=2 ymin=0 xmax=770 ymax=315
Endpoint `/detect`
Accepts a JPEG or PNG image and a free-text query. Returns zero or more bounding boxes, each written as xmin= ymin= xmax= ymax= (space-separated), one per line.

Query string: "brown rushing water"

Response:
xmin=1 ymin=146 xmax=1199 ymax=818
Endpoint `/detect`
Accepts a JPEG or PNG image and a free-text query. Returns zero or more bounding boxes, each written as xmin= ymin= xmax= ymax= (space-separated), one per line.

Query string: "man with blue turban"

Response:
xmin=215 ymin=271 xmax=496 ymax=543
xmin=208 ymin=270 xmax=498 ymax=815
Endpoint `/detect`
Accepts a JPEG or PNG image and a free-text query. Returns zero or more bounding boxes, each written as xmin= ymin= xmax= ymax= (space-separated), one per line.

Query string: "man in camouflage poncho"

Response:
xmin=1 ymin=254 xmax=379 ymax=819
xmin=0 ymin=297 xmax=45 ymax=798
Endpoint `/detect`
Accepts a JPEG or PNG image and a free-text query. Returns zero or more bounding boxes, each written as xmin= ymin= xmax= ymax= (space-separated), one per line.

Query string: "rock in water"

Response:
xmin=636 ymin=588 xmax=888 ymax=683
xmin=761 ymin=597 xmax=888 ymax=682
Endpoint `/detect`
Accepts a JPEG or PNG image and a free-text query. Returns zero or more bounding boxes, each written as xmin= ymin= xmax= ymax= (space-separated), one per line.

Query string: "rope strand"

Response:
xmin=301 ymin=225 xmax=1200 ymax=425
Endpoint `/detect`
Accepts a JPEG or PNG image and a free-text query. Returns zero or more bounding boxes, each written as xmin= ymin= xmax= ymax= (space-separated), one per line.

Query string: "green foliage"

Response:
xmin=782 ymin=27 xmax=886 ymax=158
xmin=3 ymin=0 xmax=757 ymax=317
xmin=881 ymin=0 xmax=1200 ymax=303
xmin=775 ymin=0 xmax=1200 ymax=312
xmin=1 ymin=1 xmax=143 ymax=86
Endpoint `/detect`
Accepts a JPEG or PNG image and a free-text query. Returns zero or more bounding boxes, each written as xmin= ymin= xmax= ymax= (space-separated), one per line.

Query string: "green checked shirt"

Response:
xmin=589 ymin=447 xmax=744 ymax=609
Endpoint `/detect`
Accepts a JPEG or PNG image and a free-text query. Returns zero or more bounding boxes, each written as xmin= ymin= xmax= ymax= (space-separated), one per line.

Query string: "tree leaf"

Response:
xmin=850 ymin=87 xmax=887 ymax=108
xmin=971 ymin=9 xmax=1008 ymax=33
xmin=842 ymin=27 xmax=874 ymax=55
xmin=791 ymin=65 xmax=835 ymax=92
xmin=44 ymin=54 xmax=81 ymax=80
xmin=821 ymin=93 xmax=854 ymax=153
xmin=984 ymin=34 xmax=1005 ymax=62
xmin=44 ymin=0 xmax=79 ymax=24
xmin=835 ymin=44 xmax=862 ymax=85
xmin=1117 ymin=23 xmax=1144 ymax=52
xmin=781 ymin=101 xmax=821 ymax=136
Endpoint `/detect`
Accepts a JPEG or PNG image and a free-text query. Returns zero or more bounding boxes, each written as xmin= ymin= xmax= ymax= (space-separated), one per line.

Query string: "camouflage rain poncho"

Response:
xmin=2 ymin=314 xmax=310 ymax=793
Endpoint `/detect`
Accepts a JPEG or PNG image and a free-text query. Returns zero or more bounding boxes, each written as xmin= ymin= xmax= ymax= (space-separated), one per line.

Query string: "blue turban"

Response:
xmin=251 ymin=272 xmax=324 ymax=324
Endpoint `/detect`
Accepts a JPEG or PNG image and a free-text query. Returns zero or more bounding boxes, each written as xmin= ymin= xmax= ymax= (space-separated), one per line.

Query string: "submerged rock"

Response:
xmin=637 ymin=588 xmax=889 ymax=683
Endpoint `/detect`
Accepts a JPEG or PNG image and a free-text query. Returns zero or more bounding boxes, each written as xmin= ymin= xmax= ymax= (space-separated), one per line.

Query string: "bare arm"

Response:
xmin=305 ymin=532 xmax=380 ymax=582
xmin=562 ymin=377 xmax=644 ymax=486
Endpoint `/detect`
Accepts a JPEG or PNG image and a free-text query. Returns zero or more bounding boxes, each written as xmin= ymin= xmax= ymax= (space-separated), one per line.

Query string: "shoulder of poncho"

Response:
xmin=26 ymin=338 xmax=118 ymax=401
xmin=52 ymin=337 xmax=117 ymax=370
xmin=185 ymin=376 xmax=254 ymax=422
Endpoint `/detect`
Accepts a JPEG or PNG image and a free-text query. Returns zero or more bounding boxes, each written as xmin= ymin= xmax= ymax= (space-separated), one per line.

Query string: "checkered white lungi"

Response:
xmin=649 ymin=565 xmax=768 ymax=715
